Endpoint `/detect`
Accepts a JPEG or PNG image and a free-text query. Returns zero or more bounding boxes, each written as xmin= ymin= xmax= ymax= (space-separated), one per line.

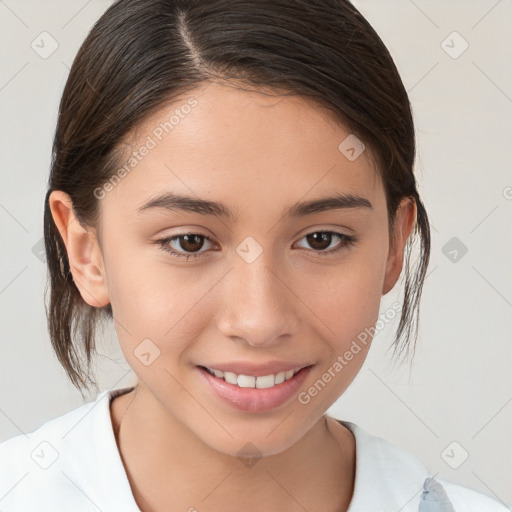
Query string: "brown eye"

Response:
xmin=295 ymin=231 xmax=357 ymax=256
xmin=155 ymin=230 xmax=357 ymax=261
xmin=305 ymin=232 xmax=334 ymax=251
xmin=155 ymin=233 xmax=215 ymax=259
xmin=176 ymin=234 xmax=206 ymax=253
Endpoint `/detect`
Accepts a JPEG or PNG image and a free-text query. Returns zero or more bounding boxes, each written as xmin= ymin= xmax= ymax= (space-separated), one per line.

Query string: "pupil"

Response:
xmin=307 ymin=232 xmax=331 ymax=250
xmin=181 ymin=234 xmax=203 ymax=252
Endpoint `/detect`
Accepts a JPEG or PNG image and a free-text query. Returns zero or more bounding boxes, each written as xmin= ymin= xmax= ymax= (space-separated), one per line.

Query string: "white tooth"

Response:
xmin=256 ymin=374 xmax=276 ymax=388
xmin=238 ymin=374 xmax=256 ymax=388
xmin=213 ymin=369 xmax=224 ymax=378
xmin=285 ymin=370 xmax=294 ymax=380
xmin=274 ymin=371 xmax=285 ymax=384
xmin=224 ymin=371 xmax=238 ymax=385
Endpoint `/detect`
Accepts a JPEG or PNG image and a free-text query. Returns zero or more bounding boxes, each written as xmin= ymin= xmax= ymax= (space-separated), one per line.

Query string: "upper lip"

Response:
xmin=199 ymin=361 xmax=313 ymax=377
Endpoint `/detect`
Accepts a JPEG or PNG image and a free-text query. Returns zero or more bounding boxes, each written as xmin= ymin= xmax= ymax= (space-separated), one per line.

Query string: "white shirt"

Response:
xmin=0 ymin=386 xmax=508 ymax=511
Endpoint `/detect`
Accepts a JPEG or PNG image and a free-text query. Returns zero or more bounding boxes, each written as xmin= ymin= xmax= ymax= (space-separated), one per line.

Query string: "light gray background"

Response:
xmin=1 ymin=0 xmax=511 ymax=507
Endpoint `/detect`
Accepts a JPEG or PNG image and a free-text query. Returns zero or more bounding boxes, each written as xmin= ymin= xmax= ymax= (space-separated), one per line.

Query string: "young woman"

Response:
xmin=0 ymin=0 xmax=507 ymax=510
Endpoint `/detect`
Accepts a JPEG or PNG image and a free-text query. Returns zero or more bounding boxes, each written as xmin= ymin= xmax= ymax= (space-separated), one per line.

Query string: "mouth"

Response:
xmin=196 ymin=364 xmax=314 ymax=413
xmin=198 ymin=365 xmax=306 ymax=389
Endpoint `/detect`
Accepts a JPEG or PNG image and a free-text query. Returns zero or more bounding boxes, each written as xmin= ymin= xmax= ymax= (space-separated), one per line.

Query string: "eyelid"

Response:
xmin=293 ymin=230 xmax=357 ymax=258
xmin=154 ymin=227 xmax=357 ymax=260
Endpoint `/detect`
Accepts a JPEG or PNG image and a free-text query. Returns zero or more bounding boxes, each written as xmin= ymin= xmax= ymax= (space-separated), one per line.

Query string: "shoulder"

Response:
xmin=0 ymin=387 xmax=139 ymax=511
xmin=0 ymin=391 xmax=108 ymax=510
xmin=434 ymin=478 xmax=510 ymax=512
xmin=338 ymin=420 xmax=509 ymax=512
xmin=0 ymin=396 xmax=99 ymax=467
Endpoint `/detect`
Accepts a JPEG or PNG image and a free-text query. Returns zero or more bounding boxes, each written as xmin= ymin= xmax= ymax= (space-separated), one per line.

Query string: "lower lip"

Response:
xmin=197 ymin=365 xmax=313 ymax=413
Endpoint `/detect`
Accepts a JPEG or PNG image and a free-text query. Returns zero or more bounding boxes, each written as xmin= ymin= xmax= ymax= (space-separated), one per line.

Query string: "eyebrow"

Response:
xmin=137 ymin=192 xmax=373 ymax=222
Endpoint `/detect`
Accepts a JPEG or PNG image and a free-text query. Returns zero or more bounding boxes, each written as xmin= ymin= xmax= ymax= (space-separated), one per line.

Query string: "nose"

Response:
xmin=216 ymin=253 xmax=300 ymax=348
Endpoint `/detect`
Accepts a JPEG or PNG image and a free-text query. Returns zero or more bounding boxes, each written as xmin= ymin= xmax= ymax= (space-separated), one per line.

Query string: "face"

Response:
xmin=51 ymin=81 xmax=415 ymax=457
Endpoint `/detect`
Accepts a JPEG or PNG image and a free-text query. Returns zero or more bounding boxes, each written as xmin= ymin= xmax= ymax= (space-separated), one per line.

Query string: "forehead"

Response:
xmin=105 ymin=81 xmax=383 ymax=215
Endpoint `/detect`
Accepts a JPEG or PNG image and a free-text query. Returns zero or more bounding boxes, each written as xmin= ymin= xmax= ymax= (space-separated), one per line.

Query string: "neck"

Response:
xmin=111 ymin=385 xmax=356 ymax=512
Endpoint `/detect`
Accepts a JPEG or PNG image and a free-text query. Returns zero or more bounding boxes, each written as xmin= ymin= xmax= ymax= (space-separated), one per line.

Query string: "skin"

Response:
xmin=49 ymin=81 xmax=416 ymax=512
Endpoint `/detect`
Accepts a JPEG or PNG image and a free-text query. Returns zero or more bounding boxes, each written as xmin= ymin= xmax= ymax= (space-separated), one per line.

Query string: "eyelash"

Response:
xmin=154 ymin=230 xmax=357 ymax=260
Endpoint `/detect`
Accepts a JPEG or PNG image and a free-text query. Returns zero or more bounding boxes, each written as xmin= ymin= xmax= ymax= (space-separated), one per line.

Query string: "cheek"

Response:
xmin=304 ymin=252 xmax=386 ymax=341
xmin=103 ymin=250 xmax=229 ymax=390
xmin=102 ymin=233 xmax=206 ymax=347
xmin=295 ymin=260 xmax=385 ymax=408
xmin=107 ymin=263 xmax=210 ymax=344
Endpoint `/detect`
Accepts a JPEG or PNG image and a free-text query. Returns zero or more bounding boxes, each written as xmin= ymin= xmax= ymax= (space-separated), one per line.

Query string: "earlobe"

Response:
xmin=48 ymin=190 xmax=110 ymax=308
xmin=382 ymin=197 xmax=417 ymax=296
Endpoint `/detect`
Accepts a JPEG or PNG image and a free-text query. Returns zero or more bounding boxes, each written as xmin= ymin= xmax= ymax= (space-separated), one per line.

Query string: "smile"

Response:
xmin=197 ymin=364 xmax=314 ymax=413
xmin=202 ymin=366 xmax=301 ymax=389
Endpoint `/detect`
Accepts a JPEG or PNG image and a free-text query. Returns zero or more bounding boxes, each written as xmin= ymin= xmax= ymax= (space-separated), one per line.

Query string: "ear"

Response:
xmin=48 ymin=190 xmax=110 ymax=308
xmin=382 ymin=197 xmax=417 ymax=296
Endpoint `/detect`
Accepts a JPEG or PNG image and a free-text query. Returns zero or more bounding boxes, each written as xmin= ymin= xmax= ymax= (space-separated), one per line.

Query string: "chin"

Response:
xmin=193 ymin=413 xmax=316 ymax=461
xmin=203 ymin=432 xmax=296 ymax=461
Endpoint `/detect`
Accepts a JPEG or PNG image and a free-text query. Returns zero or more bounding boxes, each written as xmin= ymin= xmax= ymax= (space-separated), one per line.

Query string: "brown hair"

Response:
xmin=44 ymin=0 xmax=430 ymax=393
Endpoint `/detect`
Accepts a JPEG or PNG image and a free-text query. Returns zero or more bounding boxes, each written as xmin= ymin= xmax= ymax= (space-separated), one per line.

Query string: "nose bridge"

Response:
xmin=216 ymin=247 xmax=299 ymax=346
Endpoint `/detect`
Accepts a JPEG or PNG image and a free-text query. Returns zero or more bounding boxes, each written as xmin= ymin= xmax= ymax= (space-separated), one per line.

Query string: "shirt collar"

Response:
xmin=96 ymin=388 xmax=430 ymax=512
xmin=338 ymin=419 xmax=429 ymax=511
